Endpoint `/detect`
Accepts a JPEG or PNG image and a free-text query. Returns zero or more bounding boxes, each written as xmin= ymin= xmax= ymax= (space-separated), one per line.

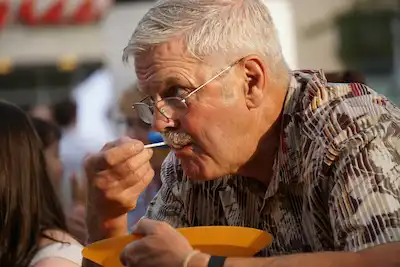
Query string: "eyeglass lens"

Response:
xmin=134 ymin=97 xmax=189 ymax=124
xmin=134 ymin=103 xmax=153 ymax=124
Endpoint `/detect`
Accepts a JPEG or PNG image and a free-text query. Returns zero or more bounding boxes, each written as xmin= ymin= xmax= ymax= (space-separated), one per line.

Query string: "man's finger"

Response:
xmin=131 ymin=218 xmax=167 ymax=236
xmin=84 ymin=152 xmax=106 ymax=174
xmin=112 ymin=148 xmax=153 ymax=176
xmin=101 ymin=136 xmax=133 ymax=151
xmin=86 ymin=141 xmax=145 ymax=173
xmin=124 ymin=166 xmax=154 ymax=193
xmin=104 ymin=140 xmax=145 ymax=166
xmin=120 ymin=240 xmax=141 ymax=266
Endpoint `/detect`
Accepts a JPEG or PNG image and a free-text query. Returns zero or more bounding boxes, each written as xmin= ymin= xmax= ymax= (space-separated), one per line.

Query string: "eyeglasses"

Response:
xmin=132 ymin=58 xmax=242 ymax=124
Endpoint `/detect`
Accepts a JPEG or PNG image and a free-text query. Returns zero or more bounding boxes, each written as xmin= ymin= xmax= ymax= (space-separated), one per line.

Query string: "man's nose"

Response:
xmin=151 ymin=109 xmax=178 ymax=132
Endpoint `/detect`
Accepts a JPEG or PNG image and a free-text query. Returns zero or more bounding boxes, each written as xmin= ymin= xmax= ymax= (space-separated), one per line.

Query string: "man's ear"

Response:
xmin=241 ymin=56 xmax=267 ymax=109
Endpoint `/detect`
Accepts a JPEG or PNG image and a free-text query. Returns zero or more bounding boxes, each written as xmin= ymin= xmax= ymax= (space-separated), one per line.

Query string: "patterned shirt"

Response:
xmin=145 ymin=70 xmax=400 ymax=256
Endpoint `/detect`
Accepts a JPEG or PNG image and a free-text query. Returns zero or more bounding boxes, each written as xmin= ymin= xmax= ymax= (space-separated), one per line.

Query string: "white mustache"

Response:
xmin=161 ymin=131 xmax=193 ymax=149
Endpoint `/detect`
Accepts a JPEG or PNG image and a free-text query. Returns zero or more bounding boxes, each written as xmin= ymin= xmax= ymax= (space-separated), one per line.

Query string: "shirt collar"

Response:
xmin=263 ymin=70 xmax=327 ymax=199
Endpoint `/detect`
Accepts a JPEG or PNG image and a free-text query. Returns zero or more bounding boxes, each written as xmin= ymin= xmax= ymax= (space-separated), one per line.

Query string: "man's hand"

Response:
xmin=120 ymin=219 xmax=197 ymax=267
xmin=84 ymin=137 xmax=155 ymax=242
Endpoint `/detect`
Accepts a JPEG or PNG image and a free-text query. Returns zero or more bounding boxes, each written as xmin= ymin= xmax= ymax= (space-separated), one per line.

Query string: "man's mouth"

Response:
xmin=162 ymin=132 xmax=193 ymax=149
xmin=161 ymin=130 xmax=195 ymax=151
xmin=168 ymin=141 xmax=193 ymax=150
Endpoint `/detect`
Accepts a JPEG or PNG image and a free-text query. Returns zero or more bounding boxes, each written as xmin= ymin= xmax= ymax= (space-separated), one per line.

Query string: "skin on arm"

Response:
xmin=35 ymin=258 xmax=80 ymax=267
xmin=35 ymin=230 xmax=82 ymax=267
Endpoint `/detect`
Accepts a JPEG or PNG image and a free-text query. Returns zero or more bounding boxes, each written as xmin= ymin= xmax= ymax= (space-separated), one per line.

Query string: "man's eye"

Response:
xmin=164 ymin=86 xmax=189 ymax=98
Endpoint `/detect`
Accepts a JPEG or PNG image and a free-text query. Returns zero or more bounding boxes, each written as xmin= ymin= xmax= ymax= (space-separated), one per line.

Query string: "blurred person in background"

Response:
xmin=22 ymin=104 xmax=55 ymax=124
xmin=53 ymin=98 xmax=89 ymax=244
xmin=0 ymin=100 xmax=82 ymax=267
xmin=31 ymin=118 xmax=63 ymax=190
xmin=31 ymin=117 xmax=87 ymax=245
xmin=119 ymin=84 xmax=168 ymax=227
xmin=52 ymin=98 xmax=88 ymax=210
xmin=29 ymin=105 xmax=55 ymax=123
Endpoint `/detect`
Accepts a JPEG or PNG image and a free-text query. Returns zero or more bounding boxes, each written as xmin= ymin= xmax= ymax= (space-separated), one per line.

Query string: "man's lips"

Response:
xmin=170 ymin=143 xmax=193 ymax=150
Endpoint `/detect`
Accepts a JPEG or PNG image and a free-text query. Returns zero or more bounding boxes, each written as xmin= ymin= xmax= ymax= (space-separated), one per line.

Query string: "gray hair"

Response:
xmin=123 ymin=0 xmax=286 ymax=73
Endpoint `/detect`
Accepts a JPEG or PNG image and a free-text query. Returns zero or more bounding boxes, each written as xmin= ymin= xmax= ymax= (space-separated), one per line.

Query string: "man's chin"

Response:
xmin=173 ymin=146 xmax=226 ymax=180
xmin=179 ymin=158 xmax=222 ymax=181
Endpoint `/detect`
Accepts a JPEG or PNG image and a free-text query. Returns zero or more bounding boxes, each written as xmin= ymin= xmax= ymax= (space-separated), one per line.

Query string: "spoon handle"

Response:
xmin=144 ymin=141 xmax=166 ymax=149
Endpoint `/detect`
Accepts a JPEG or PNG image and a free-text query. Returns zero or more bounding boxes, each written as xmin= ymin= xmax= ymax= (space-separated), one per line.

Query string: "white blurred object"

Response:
xmin=60 ymin=68 xmax=117 ymax=210
xmin=263 ymin=0 xmax=298 ymax=69
xmin=72 ymin=68 xmax=117 ymax=147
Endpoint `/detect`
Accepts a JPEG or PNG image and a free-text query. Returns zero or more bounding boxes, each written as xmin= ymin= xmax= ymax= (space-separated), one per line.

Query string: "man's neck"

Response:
xmin=237 ymin=117 xmax=282 ymax=186
xmin=237 ymin=74 xmax=290 ymax=186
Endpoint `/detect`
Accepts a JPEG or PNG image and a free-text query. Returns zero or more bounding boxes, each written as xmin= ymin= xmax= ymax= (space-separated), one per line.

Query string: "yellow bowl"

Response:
xmin=82 ymin=226 xmax=272 ymax=267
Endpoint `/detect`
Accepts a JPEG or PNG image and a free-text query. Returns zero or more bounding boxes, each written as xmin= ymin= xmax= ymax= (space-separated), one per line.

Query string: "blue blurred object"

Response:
xmin=147 ymin=131 xmax=164 ymax=143
xmin=147 ymin=131 xmax=168 ymax=148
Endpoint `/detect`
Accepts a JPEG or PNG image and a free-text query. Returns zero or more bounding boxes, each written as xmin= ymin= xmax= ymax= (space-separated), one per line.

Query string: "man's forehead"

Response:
xmin=135 ymin=39 xmax=201 ymax=72
xmin=135 ymin=61 xmax=203 ymax=94
xmin=134 ymin=39 xmax=191 ymax=68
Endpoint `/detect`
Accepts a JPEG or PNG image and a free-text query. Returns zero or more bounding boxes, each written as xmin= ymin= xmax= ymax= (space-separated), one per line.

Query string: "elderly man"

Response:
xmin=84 ymin=1 xmax=400 ymax=267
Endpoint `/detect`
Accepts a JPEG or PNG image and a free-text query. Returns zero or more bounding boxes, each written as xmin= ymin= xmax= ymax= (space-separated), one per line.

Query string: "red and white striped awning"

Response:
xmin=0 ymin=0 xmax=113 ymax=27
xmin=0 ymin=0 xmax=10 ymax=29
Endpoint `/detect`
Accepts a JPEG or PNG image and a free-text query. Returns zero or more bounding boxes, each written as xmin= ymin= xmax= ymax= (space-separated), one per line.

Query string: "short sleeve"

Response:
xmin=144 ymin=152 xmax=189 ymax=228
xmin=329 ymin=106 xmax=400 ymax=251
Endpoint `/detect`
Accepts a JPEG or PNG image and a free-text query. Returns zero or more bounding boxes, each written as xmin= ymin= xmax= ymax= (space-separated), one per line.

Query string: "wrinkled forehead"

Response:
xmin=133 ymin=40 xmax=209 ymax=95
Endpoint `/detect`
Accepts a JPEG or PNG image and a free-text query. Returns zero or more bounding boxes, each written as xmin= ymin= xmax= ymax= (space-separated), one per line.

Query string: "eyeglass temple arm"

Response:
xmin=185 ymin=64 xmax=235 ymax=99
xmin=132 ymin=95 xmax=151 ymax=109
xmin=133 ymin=58 xmax=242 ymax=102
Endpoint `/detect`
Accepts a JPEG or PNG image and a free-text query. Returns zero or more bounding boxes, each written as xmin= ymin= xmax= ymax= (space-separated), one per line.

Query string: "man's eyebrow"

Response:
xmin=164 ymin=76 xmax=186 ymax=87
xmin=139 ymin=76 xmax=196 ymax=96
